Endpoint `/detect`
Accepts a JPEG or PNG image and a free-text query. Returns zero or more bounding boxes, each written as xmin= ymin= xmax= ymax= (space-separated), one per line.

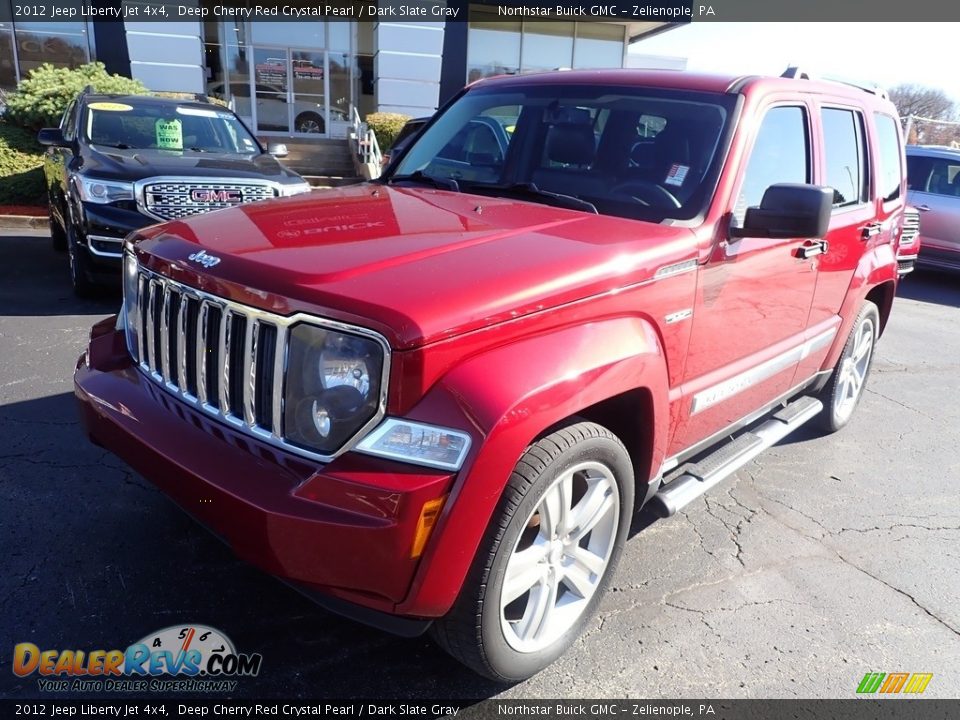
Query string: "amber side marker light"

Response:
xmin=411 ymin=496 xmax=447 ymax=558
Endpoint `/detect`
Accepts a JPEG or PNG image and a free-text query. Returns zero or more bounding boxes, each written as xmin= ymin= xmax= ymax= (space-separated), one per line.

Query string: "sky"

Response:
xmin=631 ymin=23 xmax=960 ymax=103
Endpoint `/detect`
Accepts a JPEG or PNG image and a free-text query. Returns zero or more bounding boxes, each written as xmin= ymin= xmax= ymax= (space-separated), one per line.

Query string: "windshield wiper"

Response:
xmin=94 ymin=142 xmax=132 ymax=150
xmin=187 ymin=147 xmax=211 ymax=153
xmin=388 ymin=170 xmax=459 ymax=192
xmin=465 ymin=182 xmax=598 ymax=214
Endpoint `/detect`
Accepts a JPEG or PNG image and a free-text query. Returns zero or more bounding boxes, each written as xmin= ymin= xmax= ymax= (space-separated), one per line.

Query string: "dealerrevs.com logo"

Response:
xmin=13 ymin=625 xmax=262 ymax=693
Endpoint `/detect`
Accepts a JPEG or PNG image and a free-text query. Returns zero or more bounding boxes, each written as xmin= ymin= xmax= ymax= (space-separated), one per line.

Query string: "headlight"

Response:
xmin=355 ymin=419 xmax=472 ymax=471
xmin=280 ymin=182 xmax=312 ymax=197
xmin=122 ymin=250 xmax=140 ymax=363
xmin=75 ymin=177 xmax=135 ymax=204
xmin=283 ymin=324 xmax=385 ymax=455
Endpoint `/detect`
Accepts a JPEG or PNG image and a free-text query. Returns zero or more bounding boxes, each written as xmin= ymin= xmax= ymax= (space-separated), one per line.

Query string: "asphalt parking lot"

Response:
xmin=2 ymin=228 xmax=959 ymax=700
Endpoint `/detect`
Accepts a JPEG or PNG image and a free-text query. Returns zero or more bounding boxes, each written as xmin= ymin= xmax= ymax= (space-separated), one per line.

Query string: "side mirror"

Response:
xmin=267 ymin=143 xmax=288 ymax=158
xmin=731 ymin=184 xmax=833 ymax=239
xmin=37 ymin=128 xmax=67 ymax=147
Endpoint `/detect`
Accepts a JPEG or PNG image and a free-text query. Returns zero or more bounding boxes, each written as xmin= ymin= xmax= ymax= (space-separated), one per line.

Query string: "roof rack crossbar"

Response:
xmin=780 ymin=65 xmax=889 ymax=101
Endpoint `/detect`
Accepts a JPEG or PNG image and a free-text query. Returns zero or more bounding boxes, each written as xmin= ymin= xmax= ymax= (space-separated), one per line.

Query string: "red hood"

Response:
xmin=134 ymin=185 xmax=697 ymax=349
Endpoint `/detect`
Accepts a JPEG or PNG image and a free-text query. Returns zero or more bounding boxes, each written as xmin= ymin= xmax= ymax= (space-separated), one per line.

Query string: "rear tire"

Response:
xmin=816 ymin=300 xmax=879 ymax=433
xmin=431 ymin=421 xmax=633 ymax=681
xmin=50 ymin=215 xmax=67 ymax=252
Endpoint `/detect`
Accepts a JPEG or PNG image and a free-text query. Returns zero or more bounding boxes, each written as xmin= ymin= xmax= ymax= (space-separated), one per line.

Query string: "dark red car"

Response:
xmin=75 ymin=67 xmax=906 ymax=680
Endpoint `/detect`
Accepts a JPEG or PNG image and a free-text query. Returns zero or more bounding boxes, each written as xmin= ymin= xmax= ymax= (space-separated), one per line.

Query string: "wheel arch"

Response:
xmin=865 ymin=280 xmax=896 ymax=336
xmin=539 ymin=387 xmax=656 ymax=512
xmin=395 ymin=315 xmax=670 ymax=617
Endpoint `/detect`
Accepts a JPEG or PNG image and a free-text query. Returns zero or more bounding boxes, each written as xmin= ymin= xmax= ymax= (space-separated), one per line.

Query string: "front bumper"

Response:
xmin=78 ymin=202 xmax=155 ymax=272
xmin=74 ymin=319 xmax=455 ymax=628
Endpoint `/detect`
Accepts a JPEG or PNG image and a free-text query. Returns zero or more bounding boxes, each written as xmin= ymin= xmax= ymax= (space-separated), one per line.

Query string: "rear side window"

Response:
xmin=874 ymin=113 xmax=903 ymax=203
xmin=734 ymin=106 xmax=809 ymax=225
xmin=907 ymin=154 xmax=960 ymax=197
xmin=822 ymin=108 xmax=868 ymax=207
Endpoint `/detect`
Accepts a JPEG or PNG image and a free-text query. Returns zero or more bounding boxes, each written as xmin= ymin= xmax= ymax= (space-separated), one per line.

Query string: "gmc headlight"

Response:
xmin=283 ymin=324 xmax=385 ymax=455
xmin=280 ymin=182 xmax=312 ymax=197
xmin=122 ymin=250 xmax=140 ymax=362
xmin=75 ymin=177 xmax=135 ymax=204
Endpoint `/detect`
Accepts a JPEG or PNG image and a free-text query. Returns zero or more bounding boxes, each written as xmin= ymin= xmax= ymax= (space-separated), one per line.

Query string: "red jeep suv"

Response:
xmin=75 ymin=67 xmax=907 ymax=680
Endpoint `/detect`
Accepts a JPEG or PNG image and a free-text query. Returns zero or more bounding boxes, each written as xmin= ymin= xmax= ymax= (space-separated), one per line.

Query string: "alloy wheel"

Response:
xmin=834 ymin=316 xmax=874 ymax=424
xmin=500 ymin=461 xmax=620 ymax=653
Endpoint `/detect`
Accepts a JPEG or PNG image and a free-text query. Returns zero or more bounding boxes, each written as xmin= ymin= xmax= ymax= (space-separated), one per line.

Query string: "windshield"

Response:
xmin=391 ymin=84 xmax=737 ymax=222
xmin=84 ymin=103 xmax=261 ymax=154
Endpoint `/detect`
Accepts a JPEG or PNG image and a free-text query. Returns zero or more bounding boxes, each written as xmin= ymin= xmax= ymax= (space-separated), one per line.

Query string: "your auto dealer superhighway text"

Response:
xmin=178 ymin=705 xmax=460 ymax=717
xmin=179 ymin=4 xmax=462 ymax=18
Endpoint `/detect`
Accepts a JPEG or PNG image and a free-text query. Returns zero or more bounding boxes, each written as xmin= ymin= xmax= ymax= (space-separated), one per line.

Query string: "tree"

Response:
xmin=889 ymin=84 xmax=960 ymax=146
xmin=888 ymin=83 xmax=956 ymax=122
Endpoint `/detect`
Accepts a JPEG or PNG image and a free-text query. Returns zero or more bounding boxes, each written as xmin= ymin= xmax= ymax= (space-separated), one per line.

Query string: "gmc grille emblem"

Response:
xmin=190 ymin=188 xmax=242 ymax=203
xmin=187 ymin=249 xmax=221 ymax=268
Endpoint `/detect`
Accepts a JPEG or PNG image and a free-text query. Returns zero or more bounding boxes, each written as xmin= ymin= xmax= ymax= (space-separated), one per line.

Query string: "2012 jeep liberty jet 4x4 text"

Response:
xmin=75 ymin=67 xmax=909 ymax=680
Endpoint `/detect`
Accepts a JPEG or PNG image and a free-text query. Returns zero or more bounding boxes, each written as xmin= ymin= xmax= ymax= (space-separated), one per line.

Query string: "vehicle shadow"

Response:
xmin=0 ymin=390 xmax=508 ymax=700
xmin=0 ymin=232 xmax=120 ymax=317
xmin=896 ymin=269 xmax=960 ymax=308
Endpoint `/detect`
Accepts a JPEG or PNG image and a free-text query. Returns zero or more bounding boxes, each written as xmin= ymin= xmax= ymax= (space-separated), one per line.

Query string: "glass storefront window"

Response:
xmin=466 ymin=9 xmax=629 ymax=82
xmin=328 ymin=51 xmax=351 ymax=124
xmin=520 ymin=22 xmax=574 ymax=72
xmin=15 ymin=29 xmax=89 ymax=77
xmin=1 ymin=28 xmax=16 ymax=92
xmin=573 ymin=23 xmax=625 ymax=69
xmin=467 ymin=9 xmax=520 ymax=82
xmin=250 ymin=22 xmax=324 ymax=48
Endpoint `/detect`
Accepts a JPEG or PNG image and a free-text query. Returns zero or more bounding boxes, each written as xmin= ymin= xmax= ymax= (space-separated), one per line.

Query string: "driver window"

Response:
xmin=733 ymin=106 xmax=809 ymax=226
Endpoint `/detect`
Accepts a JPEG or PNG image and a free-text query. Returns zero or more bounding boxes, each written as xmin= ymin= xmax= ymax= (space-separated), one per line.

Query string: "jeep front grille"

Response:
xmin=127 ymin=265 xmax=390 ymax=463
xmin=141 ymin=180 xmax=277 ymax=221
xmin=136 ymin=271 xmax=285 ymax=438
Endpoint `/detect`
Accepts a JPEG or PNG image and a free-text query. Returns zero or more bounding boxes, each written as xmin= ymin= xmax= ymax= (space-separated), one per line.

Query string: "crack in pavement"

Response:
xmin=745 ymin=480 xmax=960 ymax=640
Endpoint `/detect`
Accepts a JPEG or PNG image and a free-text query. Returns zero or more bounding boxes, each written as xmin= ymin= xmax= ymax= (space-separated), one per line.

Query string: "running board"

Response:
xmin=650 ymin=396 xmax=823 ymax=517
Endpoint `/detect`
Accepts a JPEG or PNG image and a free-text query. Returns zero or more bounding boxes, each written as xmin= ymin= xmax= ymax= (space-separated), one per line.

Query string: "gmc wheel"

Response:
xmin=67 ymin=222 xmax=100 ymax=298
xmin=431 ymin=421 xmax=633 ymax=681
xmin=50 ymin=214 xmax=67 ymax=252
xmin=817 ymin=300 xmax=879 ymax=433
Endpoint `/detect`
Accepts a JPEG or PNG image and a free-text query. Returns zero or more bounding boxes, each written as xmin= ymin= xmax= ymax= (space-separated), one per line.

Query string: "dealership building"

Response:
xmin=1 ymin=1 xmax=673 ymax=138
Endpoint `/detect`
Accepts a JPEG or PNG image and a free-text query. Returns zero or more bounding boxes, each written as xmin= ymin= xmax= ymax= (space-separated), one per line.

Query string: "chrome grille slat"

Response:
xmin=177 ymin=293 xmax=189 ymax=394
xmin=160 ymin=285 xmax=172 ymax=385
xmin=146 ymin=280 xmax=159 ymax=377
xmin=271 ymin=326 xmax=286 ymax=439
xmin=126 ymin=267 xmax=391 ymax=464
xmin=244 ymin=320 xmax=258 ymax=426
xmin=136 ymin=275 xmax=148 ymax=366
xmin=197 ymin=301 xmax=210 ymax=406
xmin=219 ymin=308 xmax=232 ymax=416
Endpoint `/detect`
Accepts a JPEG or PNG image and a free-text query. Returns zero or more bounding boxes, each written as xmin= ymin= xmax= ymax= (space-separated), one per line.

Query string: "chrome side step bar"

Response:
xmin=650 ymin=396 xmax=823 ymax=517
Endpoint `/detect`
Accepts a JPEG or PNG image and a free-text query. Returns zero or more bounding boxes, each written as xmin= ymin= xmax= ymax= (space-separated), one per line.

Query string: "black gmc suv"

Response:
xmin=38 ymin=90 xmax=311 ymax=295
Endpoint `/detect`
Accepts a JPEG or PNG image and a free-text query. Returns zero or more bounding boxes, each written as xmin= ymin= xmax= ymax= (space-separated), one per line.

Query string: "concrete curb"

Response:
xmin=0 ymin=215 xmax=47 ymax=230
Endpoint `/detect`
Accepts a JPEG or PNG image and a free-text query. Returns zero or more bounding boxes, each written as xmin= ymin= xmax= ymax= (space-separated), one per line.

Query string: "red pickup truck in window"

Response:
xmin=75 ymin=67 xmax=906 ymax=680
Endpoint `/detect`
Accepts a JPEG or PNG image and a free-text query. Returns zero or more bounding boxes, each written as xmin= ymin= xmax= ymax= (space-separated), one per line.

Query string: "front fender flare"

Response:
xmin=396 ymin=315 xmax=669 ymax=617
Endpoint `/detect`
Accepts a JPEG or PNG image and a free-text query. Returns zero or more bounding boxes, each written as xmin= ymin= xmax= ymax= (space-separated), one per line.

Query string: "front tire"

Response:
xmin=67 ymin=223 xmax=99 ymax=298
xmin=50 ymin=214 xmax=67 ymax=252
xmin=431 ymin=421 xmax=633 ymax=681
xmin=817 ymin=300 xmax=879 ymax=433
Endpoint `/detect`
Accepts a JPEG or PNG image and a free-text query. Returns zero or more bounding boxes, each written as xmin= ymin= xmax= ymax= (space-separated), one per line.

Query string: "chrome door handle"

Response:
xmin=860 ymin=222 xmax=882 ymax=239
xmin=916 ymin=204 xmax=931 ymax=212
xmin=795 ymin=240 xmax=828 ymax=258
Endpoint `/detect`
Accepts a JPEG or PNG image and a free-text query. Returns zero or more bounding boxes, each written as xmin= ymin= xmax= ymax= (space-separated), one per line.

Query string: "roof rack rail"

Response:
xmin=80 ymin=84 xmax=95 ymax=95
xmin=780 ymin=65 xmax=889 ymax=100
